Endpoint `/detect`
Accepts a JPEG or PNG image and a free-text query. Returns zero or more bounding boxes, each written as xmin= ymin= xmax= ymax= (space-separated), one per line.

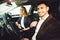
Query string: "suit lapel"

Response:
xmin=37 ymin=15 xmax=53 ymax=36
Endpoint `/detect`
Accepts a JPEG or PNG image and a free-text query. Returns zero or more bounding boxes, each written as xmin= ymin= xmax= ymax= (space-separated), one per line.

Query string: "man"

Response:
xmin=32 ymin=1 xmax=60 ymax=40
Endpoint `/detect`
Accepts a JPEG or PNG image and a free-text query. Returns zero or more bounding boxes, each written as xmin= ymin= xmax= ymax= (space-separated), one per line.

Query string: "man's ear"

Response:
xmin=47 ymin=6 xmax=49 ymax=11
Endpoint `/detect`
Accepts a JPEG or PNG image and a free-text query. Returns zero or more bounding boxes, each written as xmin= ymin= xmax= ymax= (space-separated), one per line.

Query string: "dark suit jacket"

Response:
xmin=36 ymin=15 xmax=60 ymax=40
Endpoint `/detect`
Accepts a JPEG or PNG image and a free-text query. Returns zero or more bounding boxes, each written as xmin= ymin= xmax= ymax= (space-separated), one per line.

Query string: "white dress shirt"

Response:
xmin=32 ymin=14 xmax=49 ymax=40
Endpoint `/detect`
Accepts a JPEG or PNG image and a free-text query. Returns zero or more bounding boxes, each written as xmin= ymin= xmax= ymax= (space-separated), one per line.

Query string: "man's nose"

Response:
xmin=38 ymin=9 xmax=42 ymax=12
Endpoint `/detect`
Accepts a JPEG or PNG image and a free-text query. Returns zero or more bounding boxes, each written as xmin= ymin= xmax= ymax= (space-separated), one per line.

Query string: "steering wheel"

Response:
xmin=2 ymin=13 xmax=19 ymax=36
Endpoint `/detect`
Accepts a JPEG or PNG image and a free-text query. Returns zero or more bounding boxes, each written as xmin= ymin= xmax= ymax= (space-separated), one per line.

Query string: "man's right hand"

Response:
xmin=30 ymin=21 xmax=38 ymax=28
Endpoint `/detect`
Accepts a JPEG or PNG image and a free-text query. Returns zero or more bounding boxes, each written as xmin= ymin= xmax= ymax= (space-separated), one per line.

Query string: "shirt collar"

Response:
xmin=39 ymin=14 xmax=49 ymax=20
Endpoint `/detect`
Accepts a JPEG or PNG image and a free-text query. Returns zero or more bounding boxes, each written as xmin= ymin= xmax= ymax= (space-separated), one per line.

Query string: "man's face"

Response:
xmin=37 ymin=3 xmax=49 ymax=17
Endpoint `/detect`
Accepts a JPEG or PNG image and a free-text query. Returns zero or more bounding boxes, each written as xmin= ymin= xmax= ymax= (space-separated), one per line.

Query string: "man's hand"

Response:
xmin=30 ymin=21 xmax=38 ymax=28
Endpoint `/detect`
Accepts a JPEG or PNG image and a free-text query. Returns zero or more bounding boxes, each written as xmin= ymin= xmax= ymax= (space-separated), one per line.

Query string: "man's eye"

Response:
xmin=41 ymin=7 xmax=43 ymax=9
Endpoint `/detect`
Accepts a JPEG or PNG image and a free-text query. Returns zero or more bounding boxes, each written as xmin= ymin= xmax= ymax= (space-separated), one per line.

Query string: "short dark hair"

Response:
xmin=37 ymin=1 xmax=49 ymax=7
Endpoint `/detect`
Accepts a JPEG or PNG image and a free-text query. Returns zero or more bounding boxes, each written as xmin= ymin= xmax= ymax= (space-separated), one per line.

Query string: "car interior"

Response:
xmin=0 ymin=0 xmax=60 ymax=40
